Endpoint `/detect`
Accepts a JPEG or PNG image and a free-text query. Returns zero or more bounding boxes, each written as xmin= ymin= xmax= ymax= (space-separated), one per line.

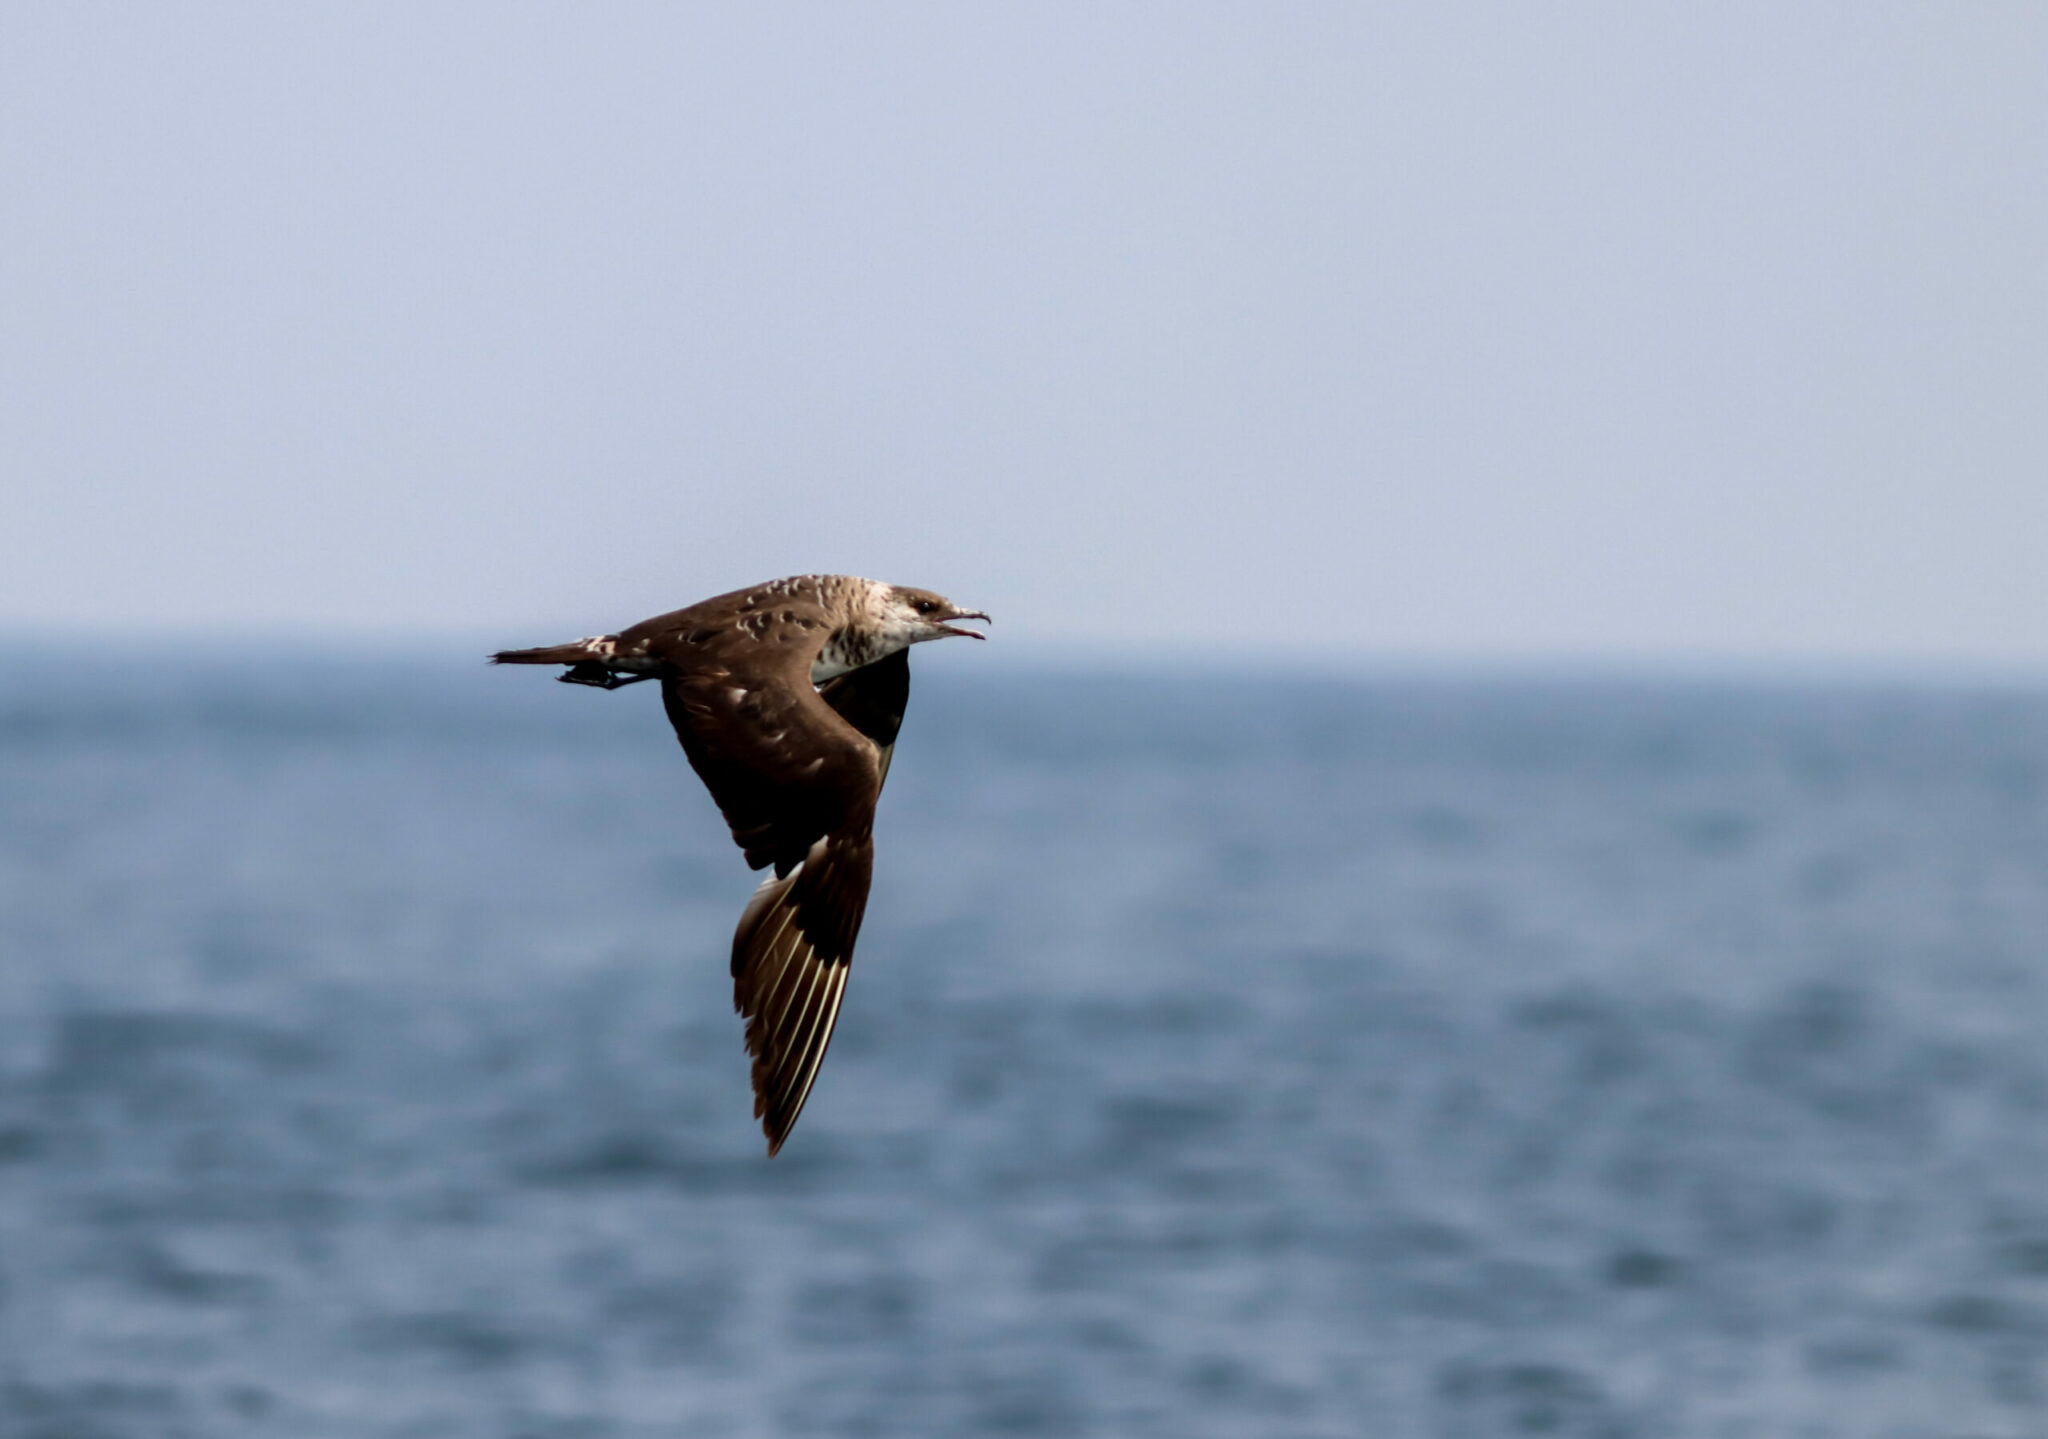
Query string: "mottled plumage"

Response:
xmin=491 ymin=574 xmax=988 ymax=1153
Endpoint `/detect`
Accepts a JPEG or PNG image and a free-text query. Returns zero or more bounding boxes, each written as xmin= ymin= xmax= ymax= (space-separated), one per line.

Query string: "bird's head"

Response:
xmin=879 ymin=585 xmax=991 ymax=646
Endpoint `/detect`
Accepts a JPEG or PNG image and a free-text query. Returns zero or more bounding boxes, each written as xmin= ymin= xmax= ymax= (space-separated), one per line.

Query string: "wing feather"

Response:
xmin=816 ymin=648 xmax=910 ymax=792
xmin=655 ymin=601 xmax=880 ymax=874
xmin=782 ymin=966 xmax=848 ymax=1124
xmin=730 ymin=832 xmax=874 ymax=1154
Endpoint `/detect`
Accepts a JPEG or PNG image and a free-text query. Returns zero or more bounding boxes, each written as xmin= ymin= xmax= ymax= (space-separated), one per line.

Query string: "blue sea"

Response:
xmin=3 ymin=653 xmax=2046 ymax=1437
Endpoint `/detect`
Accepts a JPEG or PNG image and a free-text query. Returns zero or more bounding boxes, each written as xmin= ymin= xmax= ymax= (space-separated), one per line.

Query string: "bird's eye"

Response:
xmin=914 ymin=599 xmax=937 ymax=615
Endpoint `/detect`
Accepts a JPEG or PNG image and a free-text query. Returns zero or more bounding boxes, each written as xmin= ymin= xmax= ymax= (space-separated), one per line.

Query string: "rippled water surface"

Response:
xmin=3 ymin=654 xmax=2046 ymax=1437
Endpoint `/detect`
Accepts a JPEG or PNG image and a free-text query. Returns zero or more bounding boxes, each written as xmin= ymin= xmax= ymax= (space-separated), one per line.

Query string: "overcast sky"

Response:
xmin=4 ymin=5 xmax=2043 ymax=667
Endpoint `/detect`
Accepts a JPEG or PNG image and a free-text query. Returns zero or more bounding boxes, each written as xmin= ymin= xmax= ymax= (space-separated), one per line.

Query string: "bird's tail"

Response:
xmin=488 ymin=638 xmax=611 ymax=665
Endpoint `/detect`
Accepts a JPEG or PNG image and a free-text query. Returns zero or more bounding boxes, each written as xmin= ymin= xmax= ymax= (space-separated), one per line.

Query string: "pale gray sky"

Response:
xmin=4 ymin=5 xmax=2044 ymax=666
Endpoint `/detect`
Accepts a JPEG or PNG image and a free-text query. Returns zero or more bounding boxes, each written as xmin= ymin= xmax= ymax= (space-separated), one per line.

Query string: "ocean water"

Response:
xmin=2 ymin=653 xmax=2046 ymax=1438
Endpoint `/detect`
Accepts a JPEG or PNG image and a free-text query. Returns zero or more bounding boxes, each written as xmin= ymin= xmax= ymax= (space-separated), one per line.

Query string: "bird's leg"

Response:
xmin=556 ymin=662 xmax=656 ymax=690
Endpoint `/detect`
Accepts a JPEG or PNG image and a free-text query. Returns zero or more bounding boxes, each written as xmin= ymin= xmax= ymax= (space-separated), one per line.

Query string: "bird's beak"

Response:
xmin=938 ymin=609 xmax=991 ymax=640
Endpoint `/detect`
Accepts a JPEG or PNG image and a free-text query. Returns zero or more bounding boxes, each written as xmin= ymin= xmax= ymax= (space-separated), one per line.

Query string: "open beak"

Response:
xmin=938 ymin=608 xmax=991 ymax=640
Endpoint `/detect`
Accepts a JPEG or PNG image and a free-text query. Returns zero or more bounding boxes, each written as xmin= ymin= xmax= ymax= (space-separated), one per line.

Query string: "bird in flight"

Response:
xmin=491 ymin=575 xmax=989 ymax=1154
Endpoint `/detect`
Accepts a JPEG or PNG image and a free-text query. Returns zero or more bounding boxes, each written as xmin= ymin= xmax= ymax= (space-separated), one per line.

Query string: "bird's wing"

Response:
xmin=722 ymin=651 xmax=910 ymax=1152
xmin=816 ymin=647 xmax=911 ymax=791
xmin=655 ymin=622 xmax=914 ymax=1155
xmin=728 ymin=829 xmax=872 ymax=1153
xmin=657 ymin=624 xmax=880 ymax=875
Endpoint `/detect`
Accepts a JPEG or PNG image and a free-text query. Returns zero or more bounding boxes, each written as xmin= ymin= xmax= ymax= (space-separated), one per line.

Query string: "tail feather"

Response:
xmin=489 ymin=637 xmax=612 ymax=665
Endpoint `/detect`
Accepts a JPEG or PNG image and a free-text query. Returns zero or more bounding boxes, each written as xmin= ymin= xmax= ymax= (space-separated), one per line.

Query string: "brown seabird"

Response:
xmin=491 ymin=574 xmax=989 ymax=1154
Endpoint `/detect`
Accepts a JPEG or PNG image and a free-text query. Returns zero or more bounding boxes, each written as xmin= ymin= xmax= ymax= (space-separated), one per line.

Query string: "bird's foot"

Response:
xmin=557 ymin=662 xmax=654 ymax=690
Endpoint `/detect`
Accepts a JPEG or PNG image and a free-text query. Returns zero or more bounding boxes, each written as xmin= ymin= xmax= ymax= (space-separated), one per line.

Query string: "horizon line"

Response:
xmin=2 ymin=623 xmax=2045 ymax=691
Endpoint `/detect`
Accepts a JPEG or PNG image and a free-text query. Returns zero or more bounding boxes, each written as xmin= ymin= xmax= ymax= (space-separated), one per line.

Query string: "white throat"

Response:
xmin=809 ymin=579 xmax=919 ymax=683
